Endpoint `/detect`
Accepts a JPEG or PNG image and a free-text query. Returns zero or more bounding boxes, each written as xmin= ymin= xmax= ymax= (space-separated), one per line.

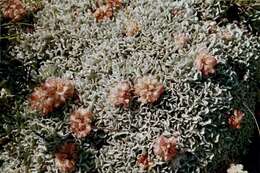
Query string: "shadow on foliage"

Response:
xmin=215 ymin=2 xmax=260 ymax=35
xmin=0 ymin=15 xmax=38 ymax=114
xmin=78 ymin=149 xmax=98 ymax=173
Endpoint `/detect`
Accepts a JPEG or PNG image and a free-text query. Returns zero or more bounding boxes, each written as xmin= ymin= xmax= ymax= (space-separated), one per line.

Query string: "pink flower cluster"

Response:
xmin=136 ymin=135 xmax=178 ymax=170
xmin=228 ymin=109 xmax=245 ymax=129
xmin=136 ymin=154 xmax=153 ymax=169
xmin=134 ymin=76 xmax=164 ymax=104
xmin=55 ymin=142 xmax=78 ymax=173
xmin=125 ymin=21 xmax=140 ymax=37
xmin=109 ymin=76 xmax=164 ymax=107
xmin=2 ymin=0 xmax=26 ymax=22
xmin=153 ymin=135 xmax=177 ymax=161
xmin=70 ymin=109 xmax=93 ymax=138
xmin=30 ymin=78 xmax=75 ymax=115
xmin=93 ymin=0 xmax=122 ymax=22
xmin=195 ymin=51 xmax=218 ymax=76
xmin=109 ymin=81 xmax=133 ymax=107
xmin=2 ymin=0 xmax=42 ymax=22
xmin=174 ymin=33 xmax=190 ymax=48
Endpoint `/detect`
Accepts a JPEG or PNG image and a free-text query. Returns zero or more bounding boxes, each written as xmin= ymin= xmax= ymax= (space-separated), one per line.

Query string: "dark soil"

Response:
xmin=242 ymin=103 xmax=260 ymax=173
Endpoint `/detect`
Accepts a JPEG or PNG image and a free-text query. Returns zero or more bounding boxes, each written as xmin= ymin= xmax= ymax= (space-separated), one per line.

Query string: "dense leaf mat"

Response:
xmin=1 ymin=0 xmax=260 ymax=172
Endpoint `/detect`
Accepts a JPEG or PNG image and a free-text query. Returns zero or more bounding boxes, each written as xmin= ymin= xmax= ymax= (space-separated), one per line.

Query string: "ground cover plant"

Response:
xmin=1 ymin=0 xmax=260 ymax=172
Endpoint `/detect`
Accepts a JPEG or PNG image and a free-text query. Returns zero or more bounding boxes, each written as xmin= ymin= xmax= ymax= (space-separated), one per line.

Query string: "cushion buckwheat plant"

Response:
xmin=1 ymin=0 xmax=260 ymax=173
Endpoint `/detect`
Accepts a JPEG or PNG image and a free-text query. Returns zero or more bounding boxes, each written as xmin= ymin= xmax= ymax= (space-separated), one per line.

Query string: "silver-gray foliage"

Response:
xmin=1 ymin=0 xmax=260 ymax=172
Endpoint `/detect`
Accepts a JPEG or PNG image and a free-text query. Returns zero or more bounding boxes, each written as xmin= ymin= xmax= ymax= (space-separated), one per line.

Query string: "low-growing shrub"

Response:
xmin=1 ymin=0 xmax=260 ymax=172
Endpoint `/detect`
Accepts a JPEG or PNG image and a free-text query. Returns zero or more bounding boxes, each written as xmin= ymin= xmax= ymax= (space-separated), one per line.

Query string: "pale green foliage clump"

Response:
xmin=1 ymin=0 xmax=260 ymax=173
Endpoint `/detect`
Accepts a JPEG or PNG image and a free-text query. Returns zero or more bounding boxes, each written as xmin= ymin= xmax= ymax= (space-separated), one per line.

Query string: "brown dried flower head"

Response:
xmin=27 ymin=2 xmax=44 ymax=13
xmin=174 ymin=33 xmax=190 ymax=48
xmin=106 ymin=0 xmax=122 ymax=8
xmin=228 ymin=109 xmax=245 ymax=129
xmin=30 ymin=78 xmax=75 ymax=115
xmin=153 ymin=135 xmax=177 ymax=161
xmin=125 ymin=20 xmax=140 ymax=37
xmin=221 ymin=31 xmax=234 ymax=42
xmin=206 ymin=21 xmax=218 ymax=34
xmin=134 ymin=76 xmax=164 ymax=104
xmin=2 ymin=0 xmax=27 ymax=22
xmin=109 ymin=81 xmax=133 ymax=107
xmin=70 ymin=109 xmax=93 ymax=138
xmin=137 ymin=154 xmax=153 ymax=169
xmin=55 ymin=142 xmax=78 ymax=173
xmin=93 ymin=5 xmax=113 ymax=22
xmin=195 ymin=51 xmax=218 ymax=76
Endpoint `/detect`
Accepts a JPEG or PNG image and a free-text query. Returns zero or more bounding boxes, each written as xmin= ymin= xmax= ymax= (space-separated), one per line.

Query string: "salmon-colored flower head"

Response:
xmin=55 ymin=142 xmax=78 ymax=173
xmin=125 ymin=20 xmax=140 ymax=37
xmin=228 ymin=109 xmax=245 ymax=129
xmin=134 ymin=76 xmax=164 ymax=104
xmin=137 ymin=154 xmax=153 ymax=169
xmin=195 ymin=51 xmax=218 ymax=76
xmin=109 ymin=81 xmax=133 ymax=107
xmin=2 ymin=0 xmax=27 ymax=22
xmin=70 ymin=109 xmax=93 ymax=138
xmin=30 ymin=78 xmax=75 ymax=115
xmin=174 ymin=33 xmax=190 ymax=48
xmin=93 ymin=5 xmax=113 ymax=22
xmin=153 ymin=135 xmax=177 ymax=161
xmin=171 ymin=7 xmax=184 ymax=17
